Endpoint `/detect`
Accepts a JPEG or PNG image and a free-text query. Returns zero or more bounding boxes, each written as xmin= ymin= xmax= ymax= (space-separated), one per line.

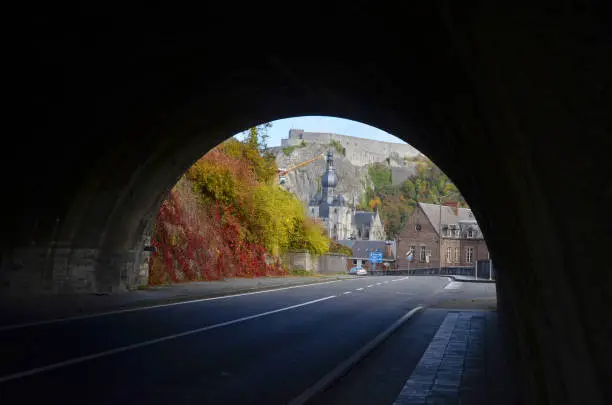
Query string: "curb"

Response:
xmin=288 ymin=305 xmax=425 ymax=405
xmin=444 ymin=275 xmax=496 ymax=284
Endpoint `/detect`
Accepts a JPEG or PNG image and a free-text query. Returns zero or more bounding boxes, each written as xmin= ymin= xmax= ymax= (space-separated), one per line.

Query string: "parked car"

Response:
xmin=348 ymin=266 xmax=367 ymax=276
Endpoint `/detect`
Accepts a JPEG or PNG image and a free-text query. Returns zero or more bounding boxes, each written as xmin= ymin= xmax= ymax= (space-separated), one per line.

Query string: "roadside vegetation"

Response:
xmin=149 ymin=125 xmax=333 ymax=285
xmin=358 ymin=155 xmax=466 ymax=238
xmin=281 ymin=139 xmax=308 ymax=156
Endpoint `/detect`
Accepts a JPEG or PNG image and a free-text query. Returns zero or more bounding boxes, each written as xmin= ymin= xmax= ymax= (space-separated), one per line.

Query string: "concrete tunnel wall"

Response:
xmin=2 ymin=3 xmax=610 ymax=404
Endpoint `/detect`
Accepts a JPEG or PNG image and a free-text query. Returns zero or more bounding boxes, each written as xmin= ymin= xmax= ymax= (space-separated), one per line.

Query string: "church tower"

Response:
xmin=320 ymin=150 xmax=337 ymax=204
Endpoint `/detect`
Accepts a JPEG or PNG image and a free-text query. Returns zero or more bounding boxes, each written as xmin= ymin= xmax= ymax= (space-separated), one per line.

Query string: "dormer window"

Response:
xmin=468 ymin=229 xmax=474 ymax=238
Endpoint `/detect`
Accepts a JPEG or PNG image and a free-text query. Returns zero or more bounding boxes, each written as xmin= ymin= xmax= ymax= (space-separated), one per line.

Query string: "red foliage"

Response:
xmin=149 ymin=185 xmax=286 ymax=285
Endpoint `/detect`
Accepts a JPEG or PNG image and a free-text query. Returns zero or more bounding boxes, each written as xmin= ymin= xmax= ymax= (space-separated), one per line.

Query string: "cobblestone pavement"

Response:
xmin=393 ymin=311 xmax=490 ymax=405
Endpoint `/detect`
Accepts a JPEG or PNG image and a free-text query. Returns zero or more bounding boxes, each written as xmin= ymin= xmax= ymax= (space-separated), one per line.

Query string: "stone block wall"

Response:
xmin=282 ymin=251 xmax=348 ymax=274
xmin=282 ymin=251 xmax=318 ymax=272
xmin=317 ymin=254 xmax=348 ymax=274
xmin=282 ymin=130 xmax=420 ymax=167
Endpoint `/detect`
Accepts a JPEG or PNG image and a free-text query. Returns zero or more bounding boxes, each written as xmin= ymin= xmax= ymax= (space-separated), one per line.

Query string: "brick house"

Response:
xmin=395 ymin=202 xmax=489 ymax=269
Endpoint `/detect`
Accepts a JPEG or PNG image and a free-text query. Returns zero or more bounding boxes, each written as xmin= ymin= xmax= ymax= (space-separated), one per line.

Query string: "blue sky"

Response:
xmin=234 ymin=116 xmax=407 ymax=147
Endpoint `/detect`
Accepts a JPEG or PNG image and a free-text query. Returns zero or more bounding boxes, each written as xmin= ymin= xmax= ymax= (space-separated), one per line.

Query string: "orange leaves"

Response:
xmin=369 ymin=197 xmax=382 ymax=210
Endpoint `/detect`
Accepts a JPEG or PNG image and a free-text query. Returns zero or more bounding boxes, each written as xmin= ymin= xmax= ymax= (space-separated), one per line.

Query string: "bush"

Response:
xmin=329 ymin=241 xmax=352 ymax=256
xmin=329 ymin=139 xmax=346 ymax=156
xmin=150 ymin=126 xmax=333 ymax=285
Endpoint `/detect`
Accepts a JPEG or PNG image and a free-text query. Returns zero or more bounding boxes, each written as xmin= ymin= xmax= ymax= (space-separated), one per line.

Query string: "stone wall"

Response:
xmin=282 ymin=251 xmax=318 ymax=272
xmin=282 ymin=251 xmax=348 ymax=274
xmin=282 ymin=129 xmax=420 ymax=167
xmin=317 ymin=254 xmax=348 ymax=274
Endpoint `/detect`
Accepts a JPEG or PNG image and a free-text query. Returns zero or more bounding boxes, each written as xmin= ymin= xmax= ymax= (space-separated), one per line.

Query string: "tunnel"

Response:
xmin=2 ymin=3 xmax=610 ymax=404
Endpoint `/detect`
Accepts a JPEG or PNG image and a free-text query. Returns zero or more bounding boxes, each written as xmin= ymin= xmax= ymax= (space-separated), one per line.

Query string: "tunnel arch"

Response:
xmin=4 ymin=4 xmax=610 ymax=404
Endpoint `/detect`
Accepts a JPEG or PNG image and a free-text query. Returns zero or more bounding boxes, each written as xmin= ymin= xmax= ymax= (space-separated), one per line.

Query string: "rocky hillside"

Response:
xmin=270 ymin=140 xmax=419 ymax=206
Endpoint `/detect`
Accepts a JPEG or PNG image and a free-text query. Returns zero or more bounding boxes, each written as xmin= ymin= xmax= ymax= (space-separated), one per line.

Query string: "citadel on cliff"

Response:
xmin=281 ymin=129 xmax=420 ymax=166
xmin=276 ymin=129 xmax=425 ymax=242
xmin=307 ymin=149 xmax=386 ymax=242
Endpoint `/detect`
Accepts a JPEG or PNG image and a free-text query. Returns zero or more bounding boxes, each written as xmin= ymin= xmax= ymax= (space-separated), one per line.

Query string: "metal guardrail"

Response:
xmin=366 ymin=266 xmax=495 ymax=280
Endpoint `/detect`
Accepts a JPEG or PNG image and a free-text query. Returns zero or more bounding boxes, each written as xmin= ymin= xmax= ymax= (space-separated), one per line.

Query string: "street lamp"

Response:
xmin=438 ymin=200 xmax=442 ymax=275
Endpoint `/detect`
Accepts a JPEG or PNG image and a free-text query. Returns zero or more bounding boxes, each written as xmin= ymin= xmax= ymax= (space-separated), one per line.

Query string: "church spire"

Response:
xmin=320 ymin=150 xmax=337 ymax=204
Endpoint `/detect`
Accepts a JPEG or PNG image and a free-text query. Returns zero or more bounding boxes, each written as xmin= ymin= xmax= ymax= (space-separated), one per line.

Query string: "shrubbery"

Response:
xmin=149 ymin=126 xmax=331 ymax=284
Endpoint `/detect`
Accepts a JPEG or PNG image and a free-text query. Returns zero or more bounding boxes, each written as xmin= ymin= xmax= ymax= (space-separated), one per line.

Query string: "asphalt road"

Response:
xmin=0 ymin=276 xmax=493 ymax=405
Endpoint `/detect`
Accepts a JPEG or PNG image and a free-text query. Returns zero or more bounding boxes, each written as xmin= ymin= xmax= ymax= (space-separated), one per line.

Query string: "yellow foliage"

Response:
xmin=250 ymin=184 xmax=330 ymax=256
xmin=369 ymin=197 xmax=382 ymax=210
xmin=290 ymin=219 xmax=330 ymax=255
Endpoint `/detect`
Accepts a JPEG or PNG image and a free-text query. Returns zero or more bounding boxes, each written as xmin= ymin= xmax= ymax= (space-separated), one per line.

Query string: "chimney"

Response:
xmin=443 ymin=201 xmax=459 ymax=215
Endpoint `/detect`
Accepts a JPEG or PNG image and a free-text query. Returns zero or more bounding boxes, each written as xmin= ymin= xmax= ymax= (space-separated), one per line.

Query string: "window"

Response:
xmin=468 ymin=229 xmax=474 ymax=238
xmin=420 ymin=246 xmax=426 ymax=262
xmin=454 ymin=247 xmax=460 ymax=263
xmin=454 ymin=229 xmax=460 ymax=238
xmin=446 ymin=247 xmax=452 ymax=263
xmin=466 ymin=247 xmax=474 ymax=263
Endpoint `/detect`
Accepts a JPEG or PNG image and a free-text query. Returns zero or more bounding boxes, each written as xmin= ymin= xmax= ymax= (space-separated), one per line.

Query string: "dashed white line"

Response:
xmin=356 ymin=288 xmax=364 ymax=291
xmin=343 ymin=292 xmax=351 ymax=295
xmin=375 ymin=283 xmax=382 ymax=285
xmin=0 ymin=295 xmax=336 ymax=384
xmin=391 ymin=276 xmax=410 ymax=282
xmin=367 ymin=285 xmax=374 ymax=288
xmin=0 ymin=279 xmax=353 ymax=332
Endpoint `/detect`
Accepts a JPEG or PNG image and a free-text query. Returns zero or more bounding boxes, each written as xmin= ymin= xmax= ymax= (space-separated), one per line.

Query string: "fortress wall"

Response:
xmin=284 ymin=130 xmax=420 ymax=166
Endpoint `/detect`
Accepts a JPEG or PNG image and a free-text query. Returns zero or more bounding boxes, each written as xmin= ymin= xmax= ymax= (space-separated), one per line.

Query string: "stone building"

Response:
xmin=307 ymin=150 xmax=386 ymax=241
xmin=395 ymin=202 xmax=489 ymax=269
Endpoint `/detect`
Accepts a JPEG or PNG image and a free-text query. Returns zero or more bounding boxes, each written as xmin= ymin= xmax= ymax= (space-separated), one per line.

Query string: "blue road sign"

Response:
xmin=369 ymin=251 xmax=383 ymax=263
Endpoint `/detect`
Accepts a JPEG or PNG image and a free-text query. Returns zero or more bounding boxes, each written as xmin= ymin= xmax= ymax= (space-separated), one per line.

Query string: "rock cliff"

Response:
xmin=270 ymin=138 xmax=420 ymax=206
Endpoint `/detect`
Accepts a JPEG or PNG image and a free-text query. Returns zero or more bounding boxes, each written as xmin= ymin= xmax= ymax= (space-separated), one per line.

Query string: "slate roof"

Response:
xmin=341 ymin=240 xmax=396 ymax=260
xmin=353 ymin=211 xmax=375 ymax=228
xmin=418 ymin=202 xmax=478 ymax=235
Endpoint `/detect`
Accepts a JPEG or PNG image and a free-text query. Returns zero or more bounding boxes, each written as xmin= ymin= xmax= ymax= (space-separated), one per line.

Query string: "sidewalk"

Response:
xmin=447 ymin=275 xmax=496 ymax=283
xmin=0 ymin=275 xmax=356 ymax=327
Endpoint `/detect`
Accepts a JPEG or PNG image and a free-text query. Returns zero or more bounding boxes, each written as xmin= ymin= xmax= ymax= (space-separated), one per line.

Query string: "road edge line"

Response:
xmin=288 ymin=305 xmax=425 ymax=405
xmin=0 ymin=278 xmax=357 ymax=332
xmin=0 ymin=295 xmax=337 ymax=384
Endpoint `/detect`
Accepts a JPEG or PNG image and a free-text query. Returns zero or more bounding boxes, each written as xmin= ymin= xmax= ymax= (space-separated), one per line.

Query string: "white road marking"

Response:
xmin=444 ymin=281 xmax=463 ymax=290
xmin=356 ymin=288 xmax=364 ymax=291
xmin=391 ymin=276 xmax=410 ymax=282
xmin=367 ymin=285 xmax=374 ymax=288
xmin=375 ymin=283 xmax=382 ymax=285
xmin=343 ymin=292 xmax=351 ymax=295
xmin=289 ymin=305 xmax=425 ymax=405
xmin=0 ymin=279 xmax=353 ymax=332
xmin=384 ymin=281 xmax=389 ymax=284
xmin=0 ymin=295 xmax=336 ymax=384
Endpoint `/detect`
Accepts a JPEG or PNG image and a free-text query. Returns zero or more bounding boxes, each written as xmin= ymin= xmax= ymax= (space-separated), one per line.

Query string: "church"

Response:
xmin=307 ymin=150 xmax=386 ymax=241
